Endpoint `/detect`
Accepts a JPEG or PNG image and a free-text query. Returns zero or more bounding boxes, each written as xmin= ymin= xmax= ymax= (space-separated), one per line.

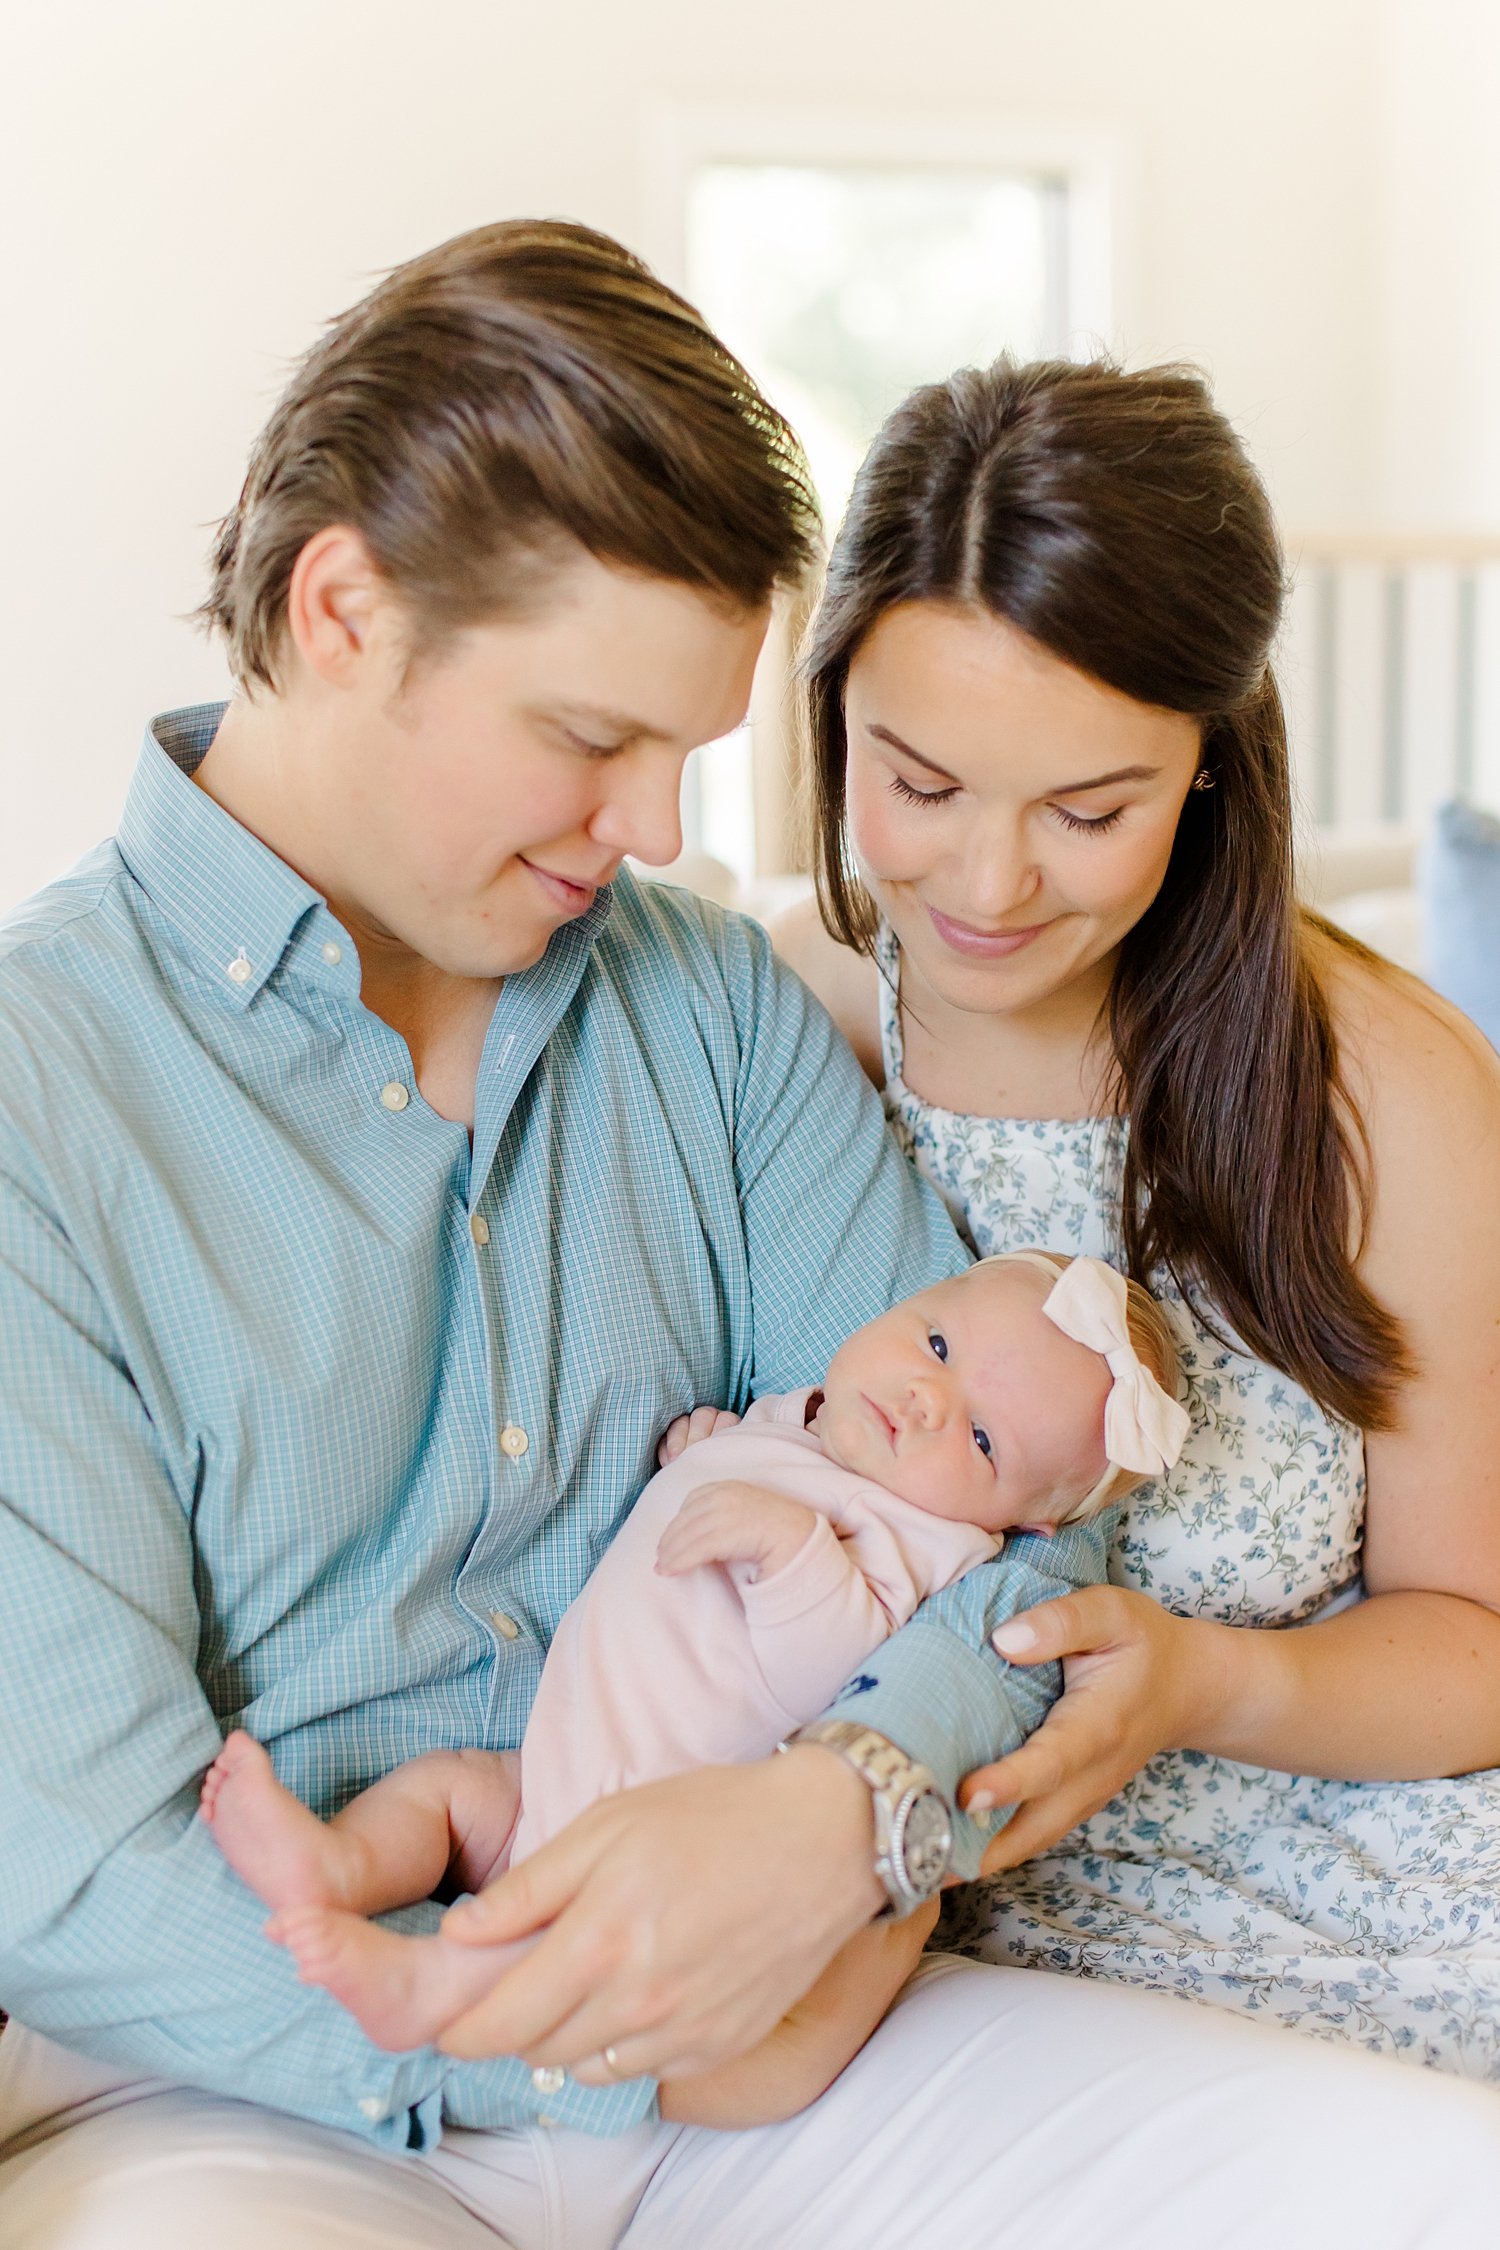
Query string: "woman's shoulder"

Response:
xmin=766 ymin=894 xmax=884 ymax=1086
xmin=1308 ymin=919 xmax=1500 ymax=1272
xmin=1310 ymin=917 xmax=1500 ymax=1142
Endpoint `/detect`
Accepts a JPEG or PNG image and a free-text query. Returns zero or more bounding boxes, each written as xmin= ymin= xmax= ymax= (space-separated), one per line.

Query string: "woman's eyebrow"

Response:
xmin=1051 ymin=762 xmax=1161 ymax=793
xmin=868 ymin=724 xmax=959 ymax=781
xmin=869 ymin=725 xmax=1161 ymax=797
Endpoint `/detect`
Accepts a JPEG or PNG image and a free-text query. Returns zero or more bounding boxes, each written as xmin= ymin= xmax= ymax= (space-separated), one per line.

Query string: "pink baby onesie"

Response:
xmin=506 ymin=1389 xmax=999 ymax=1864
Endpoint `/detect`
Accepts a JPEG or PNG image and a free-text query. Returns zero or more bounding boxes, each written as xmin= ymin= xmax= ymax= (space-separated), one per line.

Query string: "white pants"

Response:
xmin=4 ymin=1958 xmax=1500 ymax=2250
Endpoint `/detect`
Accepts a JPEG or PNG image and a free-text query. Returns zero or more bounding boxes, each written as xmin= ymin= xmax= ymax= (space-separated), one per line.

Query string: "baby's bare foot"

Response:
xmin=201 ymin=1731 xmax=345 ymax=1912
xmin=269 ymin=1905 xmax=522 ymax=2052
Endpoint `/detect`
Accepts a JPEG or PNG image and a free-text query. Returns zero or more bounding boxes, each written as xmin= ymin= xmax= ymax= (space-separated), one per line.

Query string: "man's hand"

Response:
xmin=655 ymin=1480 xmax=819 ymax=1582
xmin=657 ymin=1406 xmax=742 ymax=1467
xmin=434 ymin=1751 xmax=884 ymax=2081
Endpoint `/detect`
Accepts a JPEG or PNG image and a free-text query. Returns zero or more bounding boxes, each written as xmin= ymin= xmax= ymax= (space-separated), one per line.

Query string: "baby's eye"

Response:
xmin=928 ymin=1330 xmax=948 ymax=1362
xmin=972 ymin=1425 xmax=993 ymax=1460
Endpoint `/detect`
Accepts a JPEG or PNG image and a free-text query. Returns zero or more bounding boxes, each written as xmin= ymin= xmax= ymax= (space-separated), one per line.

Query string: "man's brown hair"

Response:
xmin=200 ymin=219 xmax=820 ymax=689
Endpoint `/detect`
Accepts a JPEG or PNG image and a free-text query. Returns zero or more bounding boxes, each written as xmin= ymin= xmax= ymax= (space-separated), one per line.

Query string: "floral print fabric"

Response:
xmin=876 ymin=925 xmax=1500 ymax=2079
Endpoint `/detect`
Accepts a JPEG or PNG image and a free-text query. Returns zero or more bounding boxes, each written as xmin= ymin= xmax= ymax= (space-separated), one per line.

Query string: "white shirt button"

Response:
xmin=321 ymin=940 xmax=343 ymax=966
xmin=379 ymin=1082 xmax=410 ymax=1112
xmin=226 ymin=953 xmax=252 ymax=986
xmin=531 ymin=2064 xmax=566 ymax=2096
xmin=537 ymin=2112 xmax=560 ymax=2129
xmin=358 ymin=2095 xmax=384 ymax=2120
xmin=499 ymin=1424 xmax=529 ymax=1459
xmin=491 ymin=1610 xmax=521 ymax=1640
xmin=470 ymin=1213 xmax=490 ymax=1246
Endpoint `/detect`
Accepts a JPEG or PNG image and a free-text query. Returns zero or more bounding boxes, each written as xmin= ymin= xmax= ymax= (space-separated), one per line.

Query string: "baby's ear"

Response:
xmin=1014 ymin=1522 xmax=1057 ymax=1540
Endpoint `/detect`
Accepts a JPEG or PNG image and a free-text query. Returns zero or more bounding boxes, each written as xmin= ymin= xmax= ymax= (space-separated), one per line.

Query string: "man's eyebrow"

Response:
xmin=868 ymin=724 xmax=1160 ymax=797
xmin=540 ymin=701 xmax=672 ymax=745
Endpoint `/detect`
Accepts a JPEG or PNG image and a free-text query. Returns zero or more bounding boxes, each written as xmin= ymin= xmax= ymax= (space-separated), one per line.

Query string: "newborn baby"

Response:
xmin=201 ymin=1250 xmax=1187 ymax=2104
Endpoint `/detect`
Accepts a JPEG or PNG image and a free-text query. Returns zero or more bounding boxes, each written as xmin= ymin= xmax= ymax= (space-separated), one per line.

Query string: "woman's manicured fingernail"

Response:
xmin=966 ymin=1790 xmax=996 ymax=1813
xmin=991 ymin=1621 xmax=1035 ymax=1657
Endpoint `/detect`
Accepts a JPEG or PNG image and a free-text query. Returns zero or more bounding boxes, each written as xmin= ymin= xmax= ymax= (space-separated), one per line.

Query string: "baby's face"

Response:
xmin=813 ymin=1262 xmax=1112 ymax=1532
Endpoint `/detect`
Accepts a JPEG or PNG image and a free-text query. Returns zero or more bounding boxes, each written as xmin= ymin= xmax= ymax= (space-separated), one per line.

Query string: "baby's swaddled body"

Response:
xmin=508 ymin=1388 xmax=998 ymax=1864
xmin=199 ymin=1250 xmax=1187 ymax=2081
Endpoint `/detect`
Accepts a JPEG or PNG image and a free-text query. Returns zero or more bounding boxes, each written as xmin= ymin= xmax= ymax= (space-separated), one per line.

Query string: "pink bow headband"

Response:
xmin=988 ymin=1252 xmax=1191 ymax=1507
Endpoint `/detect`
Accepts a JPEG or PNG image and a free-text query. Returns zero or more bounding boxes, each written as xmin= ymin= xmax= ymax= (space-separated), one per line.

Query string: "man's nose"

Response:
xmin=590 ymin=755 xmax=686 ymax=869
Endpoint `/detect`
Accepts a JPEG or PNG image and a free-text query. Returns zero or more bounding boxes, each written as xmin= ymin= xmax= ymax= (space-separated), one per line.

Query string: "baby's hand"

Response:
xmin=655 ymin=1480 xmax=818 ymax=1582
xmin=656 ymin=1405 xmax=742 ymax=1467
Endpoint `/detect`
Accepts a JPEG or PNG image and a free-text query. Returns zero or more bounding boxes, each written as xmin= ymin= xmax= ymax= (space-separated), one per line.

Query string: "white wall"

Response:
xmin=1379 ymin=0 xmax=1500 ymax=527
xmin=0 ymin=0 xmax=1414 ymax=909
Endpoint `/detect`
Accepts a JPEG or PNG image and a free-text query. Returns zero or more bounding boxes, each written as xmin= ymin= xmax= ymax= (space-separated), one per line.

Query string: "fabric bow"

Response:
xmin=997 ymin=1249 xmax=1190 ymax=1489
xmin=1033 ymin=1254 xmax=1190 ymax=1481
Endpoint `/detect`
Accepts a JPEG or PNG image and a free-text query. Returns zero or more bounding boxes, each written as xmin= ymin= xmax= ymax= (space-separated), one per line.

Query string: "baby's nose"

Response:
xmin=906 ymin=1376 xmax=946 ymax=1429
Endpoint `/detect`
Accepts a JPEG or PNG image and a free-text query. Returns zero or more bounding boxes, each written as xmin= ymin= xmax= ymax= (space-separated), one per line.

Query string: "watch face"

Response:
xmin=895 ymin=1790 xmax=953 ymax=1898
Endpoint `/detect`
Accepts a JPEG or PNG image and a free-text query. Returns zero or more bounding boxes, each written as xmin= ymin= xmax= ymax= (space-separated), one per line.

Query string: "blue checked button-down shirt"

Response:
xmin=0 ymin=705 xmax=1111 ymax=2154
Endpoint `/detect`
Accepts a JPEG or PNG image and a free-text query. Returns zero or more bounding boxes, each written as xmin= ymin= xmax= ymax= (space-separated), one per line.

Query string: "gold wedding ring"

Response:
xmin=603 ymin=2045 xmax=623 ymax=2080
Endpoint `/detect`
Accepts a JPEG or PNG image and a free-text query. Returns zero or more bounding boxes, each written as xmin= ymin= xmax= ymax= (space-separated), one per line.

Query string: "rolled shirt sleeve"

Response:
xmin=816 ymin=1515 xmax=1120 ymax=1878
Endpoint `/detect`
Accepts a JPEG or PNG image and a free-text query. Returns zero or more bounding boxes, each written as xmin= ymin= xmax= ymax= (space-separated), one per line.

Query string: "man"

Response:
xmin=0 ymin=221 xmax=1491 ymax=2249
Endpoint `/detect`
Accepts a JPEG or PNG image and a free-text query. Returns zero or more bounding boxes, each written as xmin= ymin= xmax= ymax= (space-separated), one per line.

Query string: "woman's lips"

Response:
xmin=925 ymin=902 xmax=1049 ymax=959
xmin=521 ymin=858 xmax=599 ymax=917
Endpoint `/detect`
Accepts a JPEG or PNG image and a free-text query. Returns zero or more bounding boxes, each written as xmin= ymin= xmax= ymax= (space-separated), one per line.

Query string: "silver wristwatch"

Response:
xmin=780 ymin=1719 xmax=953 ymax=1919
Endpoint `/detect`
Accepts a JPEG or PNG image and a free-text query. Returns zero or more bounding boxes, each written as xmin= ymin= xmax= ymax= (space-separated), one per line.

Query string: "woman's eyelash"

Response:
xmin=888 ymin=774 xmax=959 ymax=808
xmin=1053 ymin=805 xmax=1126 ymax=834
xmin=887 ymin=774 xmax=1126 ymax=832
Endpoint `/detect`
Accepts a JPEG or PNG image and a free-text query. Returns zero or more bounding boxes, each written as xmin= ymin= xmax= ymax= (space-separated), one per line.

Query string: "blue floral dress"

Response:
xmin=874 ymin=926 xmax=1500 ymax=2080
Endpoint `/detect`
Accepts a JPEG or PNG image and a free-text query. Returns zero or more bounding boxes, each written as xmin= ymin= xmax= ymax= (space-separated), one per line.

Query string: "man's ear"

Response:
xmin=283 ymin=525 xmax=395 ymax=687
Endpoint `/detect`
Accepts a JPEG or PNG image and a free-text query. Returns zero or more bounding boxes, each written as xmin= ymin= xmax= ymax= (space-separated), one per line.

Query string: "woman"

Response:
xmin=776 ymin=355 xmax=1500 ymax=2078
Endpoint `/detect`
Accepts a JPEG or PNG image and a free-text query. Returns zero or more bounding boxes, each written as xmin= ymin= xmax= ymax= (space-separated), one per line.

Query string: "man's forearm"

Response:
xmin=659 ymin=1901 xmax=937 ymax=2128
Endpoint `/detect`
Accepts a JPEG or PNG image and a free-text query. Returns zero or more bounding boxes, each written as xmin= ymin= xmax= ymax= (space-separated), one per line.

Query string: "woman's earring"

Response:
xmin=1190 ymin=768 xmax=1216 ymax=791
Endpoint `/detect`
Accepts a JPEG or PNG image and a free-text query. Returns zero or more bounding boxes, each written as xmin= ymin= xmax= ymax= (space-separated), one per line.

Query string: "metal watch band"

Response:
xmin=780 ymin=1719 xmax=953 ymax=1917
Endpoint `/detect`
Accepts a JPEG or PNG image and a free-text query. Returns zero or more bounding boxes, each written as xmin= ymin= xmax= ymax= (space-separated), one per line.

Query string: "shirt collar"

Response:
xmin=117 ymin=700 xmax=617 ymax=1014
xmin=117 ymin=703 xmax=326 ymax=1009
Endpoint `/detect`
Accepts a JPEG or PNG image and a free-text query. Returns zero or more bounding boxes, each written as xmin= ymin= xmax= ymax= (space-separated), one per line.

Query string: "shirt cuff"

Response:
xmin=817 ymin=1616 xmax=1061 ymax=1879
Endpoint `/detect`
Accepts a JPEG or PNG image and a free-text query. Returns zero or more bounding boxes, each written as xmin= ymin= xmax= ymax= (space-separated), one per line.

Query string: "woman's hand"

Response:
xmin=433 ymin=1749 xmax=884 ymax=2081
xmin=965 ymin=1586 xmax=1230 ymax=1875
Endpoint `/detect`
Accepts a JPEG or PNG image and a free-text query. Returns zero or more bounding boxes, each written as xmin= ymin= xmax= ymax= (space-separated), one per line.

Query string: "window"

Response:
xmin=644 ymin=107 xmax=1116 ymax=888
xmin=688 ymin=163 xmax=1069 ymax=527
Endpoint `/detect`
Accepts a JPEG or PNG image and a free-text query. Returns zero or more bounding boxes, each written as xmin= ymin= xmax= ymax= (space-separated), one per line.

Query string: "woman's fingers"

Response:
xmin=960 ymin=1736 xmax=1067 ymax=1814
xmin=961 ymin=1675 xmax=1116 ymax=1810
xmin=975 ymin=1775 xmax=1114 ymax=1875
xmin=990 ymin=1585 xmax=1128 ymax=1666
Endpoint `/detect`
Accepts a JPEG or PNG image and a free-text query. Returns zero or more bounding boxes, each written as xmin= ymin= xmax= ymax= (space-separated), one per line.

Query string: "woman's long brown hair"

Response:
xmin=805 ymin=357 xmax=1411 ymax=1431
